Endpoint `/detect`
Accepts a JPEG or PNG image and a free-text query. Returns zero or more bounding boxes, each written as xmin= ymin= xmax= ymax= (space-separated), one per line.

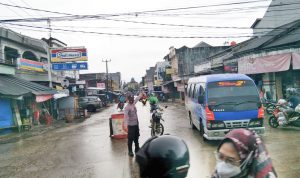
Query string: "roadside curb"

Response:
xmin=0 ymin=120 xmax=70 ymax=144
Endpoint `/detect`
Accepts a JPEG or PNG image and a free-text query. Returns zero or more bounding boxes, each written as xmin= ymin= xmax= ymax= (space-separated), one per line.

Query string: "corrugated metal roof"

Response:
xmin=235 ymin=19 xmax=300 ymax=55
xmin=0 ymin=75 xmax=57 ymax=96
xmin=0 ymin=78 xmax=30 ymax=96
xmin=264 ymin=28 xmax=300 ymax=48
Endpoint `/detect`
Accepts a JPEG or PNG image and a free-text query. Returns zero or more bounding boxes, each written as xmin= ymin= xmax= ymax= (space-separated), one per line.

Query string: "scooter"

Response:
xmin=265 ymin=100 xmax=277 ymax=115
xmin=269 ymin=103 xmax=300 ymax=128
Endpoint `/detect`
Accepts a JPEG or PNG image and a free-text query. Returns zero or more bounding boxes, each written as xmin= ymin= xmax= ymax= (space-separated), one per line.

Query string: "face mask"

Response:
xmin=216 ymin=161 xmax=241 ymax=178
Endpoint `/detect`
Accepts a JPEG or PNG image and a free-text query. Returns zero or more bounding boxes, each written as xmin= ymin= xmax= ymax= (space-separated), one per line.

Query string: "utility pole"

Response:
xmin=47 ymin=19 xmax=53 ymax=88
xmin=102 ymin=59 xmax=111 ymax=101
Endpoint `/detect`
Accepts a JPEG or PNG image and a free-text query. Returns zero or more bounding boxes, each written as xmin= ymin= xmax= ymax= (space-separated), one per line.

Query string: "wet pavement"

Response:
xmin=0 ymin=102 xmax=300 ymax=178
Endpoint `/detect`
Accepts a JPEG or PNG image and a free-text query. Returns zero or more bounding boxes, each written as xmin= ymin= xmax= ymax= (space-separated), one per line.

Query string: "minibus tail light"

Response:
xmin=205 ymin=105 xmax=215 ymax=121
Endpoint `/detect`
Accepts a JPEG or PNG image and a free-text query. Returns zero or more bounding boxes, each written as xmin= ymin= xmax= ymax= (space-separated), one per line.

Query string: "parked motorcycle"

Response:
xmin=265 ymin=100 xmax=277 ymax=115
xmin=269 ymin=100 xmax=300 ymax=128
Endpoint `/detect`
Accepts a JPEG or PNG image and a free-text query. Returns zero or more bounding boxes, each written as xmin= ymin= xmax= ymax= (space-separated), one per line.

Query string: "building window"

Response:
xmin=22 ymin=51 xmax=38 ymax=61
xmin=3 ymin=46 xmax=19 ymax=66
xmin=40 ymin=57 xmax=48 ymax=63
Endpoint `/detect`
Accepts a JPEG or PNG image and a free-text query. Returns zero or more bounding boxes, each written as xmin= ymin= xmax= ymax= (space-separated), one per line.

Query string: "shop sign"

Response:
xmin=166 ymin=68 xmax=174 ymax=75
xmin=194 ymin=62 xmax=211 ymax=73
xmin=97 ymin=83 xmax=105 ymax=89
xmin=52 ymin=62 xmax=88 ymax=70
xmin=18 ymin=58 xmax=44 ymax=72
xmin=224 ymin=61 xmax=238 ymax=72
xmin=76 ymin=80 xmax=86 ymax=85
xmin=51 ymin=47 xmax=88 ymax=62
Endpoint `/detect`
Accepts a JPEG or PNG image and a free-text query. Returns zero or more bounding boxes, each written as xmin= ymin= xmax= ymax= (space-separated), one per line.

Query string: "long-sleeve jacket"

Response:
xmin=124 ymin=96 xmax=140 ymax=126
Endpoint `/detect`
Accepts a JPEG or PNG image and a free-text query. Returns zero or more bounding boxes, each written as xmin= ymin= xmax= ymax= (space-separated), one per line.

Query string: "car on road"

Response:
xmin=79 ymin=96 xmax=102 ymax=112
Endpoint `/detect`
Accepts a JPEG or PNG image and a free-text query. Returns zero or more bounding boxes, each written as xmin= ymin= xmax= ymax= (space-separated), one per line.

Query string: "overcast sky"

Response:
xmin=0 ymin=0 xmax=271 ymax=82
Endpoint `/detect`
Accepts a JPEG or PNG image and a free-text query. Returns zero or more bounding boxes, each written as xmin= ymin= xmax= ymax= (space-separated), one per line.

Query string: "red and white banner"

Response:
xmin=292 ymin=53 xmax=300 ymax=70
xmin=110 ymin=113 xmax=127 ymax=139
xmin=238 ymin=53 xmax=291 ymax=74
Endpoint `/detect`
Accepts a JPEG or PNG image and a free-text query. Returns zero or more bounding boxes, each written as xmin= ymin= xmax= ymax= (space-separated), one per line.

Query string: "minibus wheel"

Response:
xmin=200 ymin=121 xmax=207 ymax=141
xmin=189 ymin=112 xmax=196 ymax=129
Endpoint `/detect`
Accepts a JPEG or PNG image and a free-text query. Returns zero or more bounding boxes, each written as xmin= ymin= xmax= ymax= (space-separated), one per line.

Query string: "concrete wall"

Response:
xmin=176 ymin=46 xmax=228 ymax=77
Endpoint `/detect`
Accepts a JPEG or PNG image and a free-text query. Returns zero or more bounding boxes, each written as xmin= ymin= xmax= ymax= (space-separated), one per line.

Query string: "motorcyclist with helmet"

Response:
xmin=286 ymin=88 xmax=300 ymax=109
xmin=136 ymin=135 xmax=190 ymax=178
xmin=149 ymin=92 xmax=159 ymax=113
xmin=117 ymin=93 xmax=126 ymax=110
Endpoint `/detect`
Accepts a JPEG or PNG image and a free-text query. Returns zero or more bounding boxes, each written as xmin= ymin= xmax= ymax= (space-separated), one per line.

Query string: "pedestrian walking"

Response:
xmin=124 ymin=91 xmax=144 ymax=156
xmin=211 ymin=128 xmax=277 ymax=178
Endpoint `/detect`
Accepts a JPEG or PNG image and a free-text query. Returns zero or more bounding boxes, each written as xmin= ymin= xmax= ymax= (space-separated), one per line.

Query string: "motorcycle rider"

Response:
xmin=286 ymin=88 xmax=300 ymax=109
xmin=149 ymin=92 xmax=159 ymax=113
xmin=136 ymin=135 xmax=190 ymax=178
xmin=117 ymin=93 xmax=126 ymax=110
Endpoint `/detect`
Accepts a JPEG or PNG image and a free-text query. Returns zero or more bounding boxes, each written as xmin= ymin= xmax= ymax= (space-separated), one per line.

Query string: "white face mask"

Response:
xmin=216 ymin=161 xmax=241 ymax=178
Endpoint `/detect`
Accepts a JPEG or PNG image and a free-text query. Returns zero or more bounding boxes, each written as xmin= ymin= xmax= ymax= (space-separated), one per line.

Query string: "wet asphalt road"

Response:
xmin=0 ymin=102 xmax=300 ymax=178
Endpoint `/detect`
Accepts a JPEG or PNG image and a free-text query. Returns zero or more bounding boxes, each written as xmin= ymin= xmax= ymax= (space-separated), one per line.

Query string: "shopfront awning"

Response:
xmin=0 ymin=75 xmax=57 ymax=101
xmin=0 ymin=78 xmax=30 ymax=96
xmin=292 ymin=53 xmax=300 ymax=70
xmin=238 ymin=53 xmax=291 ymax=74
xmin=162 ymin=81 xmax=174 ymax=86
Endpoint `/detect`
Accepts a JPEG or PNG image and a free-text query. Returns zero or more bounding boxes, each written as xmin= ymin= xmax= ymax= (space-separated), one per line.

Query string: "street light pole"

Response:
xmin=47 ymin=19 xmax=53 ymax=88
xmin=102 ymin=59 xmax=111 ymax=101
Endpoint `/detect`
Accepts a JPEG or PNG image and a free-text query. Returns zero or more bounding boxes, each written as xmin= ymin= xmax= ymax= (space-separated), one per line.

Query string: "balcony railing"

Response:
xmin=0 ymin=58 xmax=17 ymax=66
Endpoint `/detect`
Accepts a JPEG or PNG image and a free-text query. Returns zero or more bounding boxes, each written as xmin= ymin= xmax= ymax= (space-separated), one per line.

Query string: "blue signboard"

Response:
xmin=52 ymin=62 xmax=88 ymax=70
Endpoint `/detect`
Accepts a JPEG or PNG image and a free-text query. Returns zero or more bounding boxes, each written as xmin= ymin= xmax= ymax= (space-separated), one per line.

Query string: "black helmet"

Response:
xmin=136 ymin=135 xmax=190 ymax=178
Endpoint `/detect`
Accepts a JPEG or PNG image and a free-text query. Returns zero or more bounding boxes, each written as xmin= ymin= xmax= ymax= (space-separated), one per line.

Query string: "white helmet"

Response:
xmin=287 ymin=88 xmax=297 ymax=95
xmin=295 ymin=104 xmax=300 ymax=113
xmin=277 ymin=99 xmax=287 ymax=105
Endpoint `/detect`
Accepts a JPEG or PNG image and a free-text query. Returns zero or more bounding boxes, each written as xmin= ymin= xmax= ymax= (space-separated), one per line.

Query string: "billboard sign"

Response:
xmin=52 ymin=62 xmax=88 ymax=71
xmin=19 ymin=58 xmax=44 ymax=72
xmin=51 ymin=47 xmax=88 ymax=62
xmin=97 ymin=83 xmax=105 ymax=89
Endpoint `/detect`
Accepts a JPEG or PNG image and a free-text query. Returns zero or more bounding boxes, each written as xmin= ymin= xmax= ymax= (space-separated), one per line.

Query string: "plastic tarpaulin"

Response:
xmin=0 ymin=99 xmax=14 ymax=129
xmin=36 ymin=95 xmax=53 ymax=103
xmin=238 ymin=53 xmax=291 ymax=74
xmin=292 ymin=53 xmax=300 ymax=70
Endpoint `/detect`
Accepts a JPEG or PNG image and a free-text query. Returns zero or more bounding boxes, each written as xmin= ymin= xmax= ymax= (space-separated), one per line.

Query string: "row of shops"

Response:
xmin=163 ymin=19 xmax=300 ymax=102
xmin=0 ymin=74 xmax=83 ymax=132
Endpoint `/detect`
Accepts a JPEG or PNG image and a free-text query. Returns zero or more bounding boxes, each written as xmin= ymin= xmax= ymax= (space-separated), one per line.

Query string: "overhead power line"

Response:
xmin=2 ymin=22 xmax=255 ymax=38
xmin=0 ymin=0 xmax=270 ymax=18
xmin=0 ymin=2 xmax=73 ymax=16
xmin=5 ymin=22 xmax=299 ymax=39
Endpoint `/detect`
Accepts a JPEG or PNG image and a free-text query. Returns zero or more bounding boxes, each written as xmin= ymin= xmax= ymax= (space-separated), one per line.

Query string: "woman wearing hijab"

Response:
xmin=211 ymin=128 xmax=277 ymax=178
